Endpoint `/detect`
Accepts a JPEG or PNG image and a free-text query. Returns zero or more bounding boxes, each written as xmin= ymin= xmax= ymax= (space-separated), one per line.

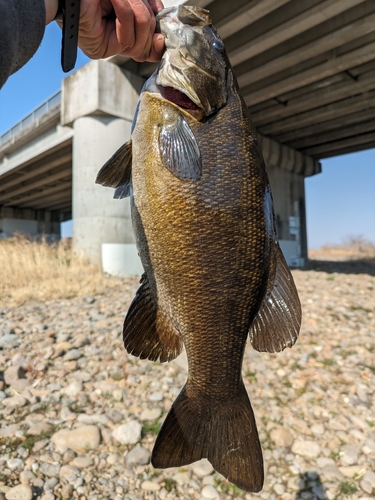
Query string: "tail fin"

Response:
xmin=151 ymin=383 xmax=264 ymax=493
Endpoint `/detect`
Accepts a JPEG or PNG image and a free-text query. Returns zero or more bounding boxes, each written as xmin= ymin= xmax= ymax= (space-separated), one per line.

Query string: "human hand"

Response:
xmin=55 ymin=0 xmax=165 ymax=63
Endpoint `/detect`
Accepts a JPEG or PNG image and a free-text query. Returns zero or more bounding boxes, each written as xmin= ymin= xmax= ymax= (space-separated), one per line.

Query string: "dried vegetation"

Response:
xmin=0 ymin=234 xmax=122 ymax=308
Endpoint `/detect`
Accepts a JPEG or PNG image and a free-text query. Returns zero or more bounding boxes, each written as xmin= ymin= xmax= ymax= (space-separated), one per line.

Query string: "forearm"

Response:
xmin=0 ymin=0 xmax=46 ymax=88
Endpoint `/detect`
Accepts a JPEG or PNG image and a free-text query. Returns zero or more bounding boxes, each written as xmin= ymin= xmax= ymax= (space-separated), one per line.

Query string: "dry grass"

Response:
xmin=0 ymin=235 xmax=122 ymax=308
xmin=309 ymin=235 xmax=375 ymax=262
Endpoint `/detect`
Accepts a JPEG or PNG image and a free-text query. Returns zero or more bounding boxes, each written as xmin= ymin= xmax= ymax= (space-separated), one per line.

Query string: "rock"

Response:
xmin=141 ymin=481 xmax=161 ymax=491
xmin=2 ymin=395 xmax=27 ymax=408
xmin=3 ymin=366 xmax=26 ymax=387
xmin=72 ymin=456 xmax=94 ymax=468
xmin=32 ymin=439 xmax=49 ymax=453
xmin=274 ymin=483 xmax=285 ymax=495
xmin=362 ymin=438 xmax=375 ymax=454
xmin=6 ymin=459 xmax=24 ymax=471
xmin=339 ymin=465 xmax=363 ymax=478
xmin=291 ymin=439 xmax=321 ymax=458
xmin=11 ymin=379 xmax=31 ymax=392
xmin=311 ymin=423 xmax=325 ymax=435
xmin=51 ymin=425 xmax=101 ymax=452
xmin=26 ymin=422 xmax=54 ymax=436
xmin=312 ymin=483 xmax=326 ymax=500
xmin=0 ymin=424 xmax=19 ymax=437
xmin=125 ymin=445 xmax=151 ymax=467
xmin=0 ymin=334 xmax=20 ymax=349
xmin=317 ymin=457 xmax=335 ymax=468
xmin=64 ymin=380 xmax=83 ymax=396
xmin=64 ymin=349 xmax=82 ymax=361
xmin=60 ymin=484 xmax=74 ymax=498
xmin=113 ymin=388 xmax=124 ymax=401
xmin=106 ymin=409 xmax=124 ymax=423
xmin=59 ymin=465 xmax=80 ymax=482
xmin=43 ymin=478 xmax=58 ymax=491
xmin=322 ymin=464 xmax=345 ymax=481
xmin=94 ymin=380 xmax=119 ymax=393
xmin=106 ymin=453 xmax=121 ymax=465
xmin=5 ymin=485 xmax=33 ymax=500
xmin=41 ymin=493 xmax=55 ymax=500
xmin=192 ymin=459 xmax=214 ymax=478
xmin=60 ymin=406 xmax=76 ymax=421
xmin=362 ymin=470 xmax=375 ymax=491
xmin=62 ymin=449 xmax=77 ymax=463
xmin=20 ymin=470 xmax=35 ymax=485
xmin=39 ymin=463 xmax=61 ymax=477
xmin=140 ymin=408 xmax=162 ymax=421
xmin=201 ymin=485 xmax=220 ymax=499
xmin=202 ymin=475 xmax=215 ymax=486
xmin=173 ymin=471 xmax=191 ymax=485
xmin=340 ymin=444 xmax=360 ymax=465
xmin=270 ymin=427 xmax=294 ymax=447
xmin=149 ymin=392 xmax=163 ymax=402
xmin=77 ymin=413 xmax=110 ymax=425
xmin=360 ymin=479 xmax=373 ymax=495
xmin=112 ymin=420 xmax=142 ymax=445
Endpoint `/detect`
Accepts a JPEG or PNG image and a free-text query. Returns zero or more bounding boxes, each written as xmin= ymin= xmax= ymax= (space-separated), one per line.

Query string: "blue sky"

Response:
xmin=1 ymin=23 xmax=374 ymax=249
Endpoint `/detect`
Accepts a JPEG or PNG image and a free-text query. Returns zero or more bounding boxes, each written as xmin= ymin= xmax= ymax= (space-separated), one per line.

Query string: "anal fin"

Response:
xmin=249 ymin=244 xmax=301 ymax=353
xmin=123 ymin=273 xmax=183 ymax=363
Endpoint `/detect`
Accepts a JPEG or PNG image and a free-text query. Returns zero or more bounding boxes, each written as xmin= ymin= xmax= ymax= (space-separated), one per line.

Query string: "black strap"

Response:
xmin=56 ymin=0 xmax=81 ymax=72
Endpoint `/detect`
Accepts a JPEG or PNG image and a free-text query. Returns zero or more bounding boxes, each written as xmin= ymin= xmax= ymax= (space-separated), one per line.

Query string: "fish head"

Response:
xmin=155 ymin=5 xmax=228 ymax=117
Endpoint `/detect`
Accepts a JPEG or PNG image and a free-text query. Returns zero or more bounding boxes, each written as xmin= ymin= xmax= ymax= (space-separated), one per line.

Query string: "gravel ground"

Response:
xmin=0 ymin=258 xmax=374 ymax=500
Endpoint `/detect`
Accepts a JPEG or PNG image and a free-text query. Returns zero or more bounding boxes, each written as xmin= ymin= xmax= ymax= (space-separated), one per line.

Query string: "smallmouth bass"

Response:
xmin=96 ymin=5 xmax=301 ymax=492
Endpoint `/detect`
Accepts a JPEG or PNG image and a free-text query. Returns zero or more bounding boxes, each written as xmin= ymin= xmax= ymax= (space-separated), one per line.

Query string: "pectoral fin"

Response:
xmin=95 ymin=139 xmax=132 ymax=199
xmin=159 ymin=111 xmax=201 ymax=180
xmin=249 ymin=244 xmax=301 ymax=353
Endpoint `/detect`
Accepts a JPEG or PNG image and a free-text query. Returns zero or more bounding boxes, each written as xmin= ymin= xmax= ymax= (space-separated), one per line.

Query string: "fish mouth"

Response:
xmin=157 ymin=85 xmax=200 ymax=111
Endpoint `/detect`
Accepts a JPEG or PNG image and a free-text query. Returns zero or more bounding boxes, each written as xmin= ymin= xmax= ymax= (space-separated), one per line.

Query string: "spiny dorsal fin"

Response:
xmin=159 ymin=110 xmax=201 ymax=180
xmin=123 ymin=273 xmax=183 ymax=363
xmin=249 ymin=244 xmax=301 ymax=353
xmin=95 ymin=139 xmax=132 ymax=198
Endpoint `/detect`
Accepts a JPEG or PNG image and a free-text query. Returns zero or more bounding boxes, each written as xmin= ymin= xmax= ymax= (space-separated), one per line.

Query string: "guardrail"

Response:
xmin=0 ymin=91 xmax=61 ymax=147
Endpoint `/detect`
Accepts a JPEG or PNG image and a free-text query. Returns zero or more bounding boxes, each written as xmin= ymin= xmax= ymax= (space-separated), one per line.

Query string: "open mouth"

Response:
xmin=157 ymin=85 xmax=200 ymax=110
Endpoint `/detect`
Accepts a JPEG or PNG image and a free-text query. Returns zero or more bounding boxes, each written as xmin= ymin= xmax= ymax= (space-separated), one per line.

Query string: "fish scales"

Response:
xmin=96 ymin=5 xmax=301 ymax=492
xmin=132 ymin=92 xmax=268 ymax=395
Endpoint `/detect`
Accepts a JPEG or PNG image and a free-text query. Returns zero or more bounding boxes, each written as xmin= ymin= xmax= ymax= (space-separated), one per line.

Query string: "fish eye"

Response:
xmin=213 ymin=39 xmax=224 ymax=53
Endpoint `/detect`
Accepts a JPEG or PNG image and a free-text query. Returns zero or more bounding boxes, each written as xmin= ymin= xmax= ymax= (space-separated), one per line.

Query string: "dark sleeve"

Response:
xmin=0 ymin=0 xmax=46 ymax=89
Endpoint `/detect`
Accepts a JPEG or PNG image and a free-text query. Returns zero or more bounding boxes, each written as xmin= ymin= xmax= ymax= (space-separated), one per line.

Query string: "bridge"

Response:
xmin=1 ymin=0 xmax=374 ymax=269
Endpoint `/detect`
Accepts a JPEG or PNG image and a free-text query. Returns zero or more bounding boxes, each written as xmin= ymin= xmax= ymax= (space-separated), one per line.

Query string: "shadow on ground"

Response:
xmin=302 ymin=258 xmax=375 ymax=277
xmin=294 ymin=471 xmax=326 ymax=500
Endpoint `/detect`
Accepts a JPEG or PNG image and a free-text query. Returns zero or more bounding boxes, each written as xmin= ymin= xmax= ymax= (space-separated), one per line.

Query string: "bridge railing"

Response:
xmin=0 ymin=91 xmax=62 ymax=147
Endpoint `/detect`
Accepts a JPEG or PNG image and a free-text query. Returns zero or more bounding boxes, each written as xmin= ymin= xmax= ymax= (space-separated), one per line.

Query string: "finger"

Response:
xmin=146 ymin=33 xmax=165 ymax=62
xmin=121 ymin=0 xmax=156 ymax=60
xmin=111 ymin=0 xmax=138 ymax=50
xmin=147 ymin=0 xmax=164 ymax=14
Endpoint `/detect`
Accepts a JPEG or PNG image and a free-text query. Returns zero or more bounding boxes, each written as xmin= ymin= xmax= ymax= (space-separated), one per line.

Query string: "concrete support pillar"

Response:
xmin=259 ymin=134 xmax=320 ymax=267
xmin=267 ymin=166 xmax=308 ymax=267
xmin=61 ymin=59 xmax=145 ymax=267
xmin=72 ymin=115 xmax=133 ymax=264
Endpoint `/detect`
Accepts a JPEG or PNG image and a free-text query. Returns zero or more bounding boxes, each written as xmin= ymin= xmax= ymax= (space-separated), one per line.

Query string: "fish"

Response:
xmin=96 ymin=5 xmax=301 ymax=493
